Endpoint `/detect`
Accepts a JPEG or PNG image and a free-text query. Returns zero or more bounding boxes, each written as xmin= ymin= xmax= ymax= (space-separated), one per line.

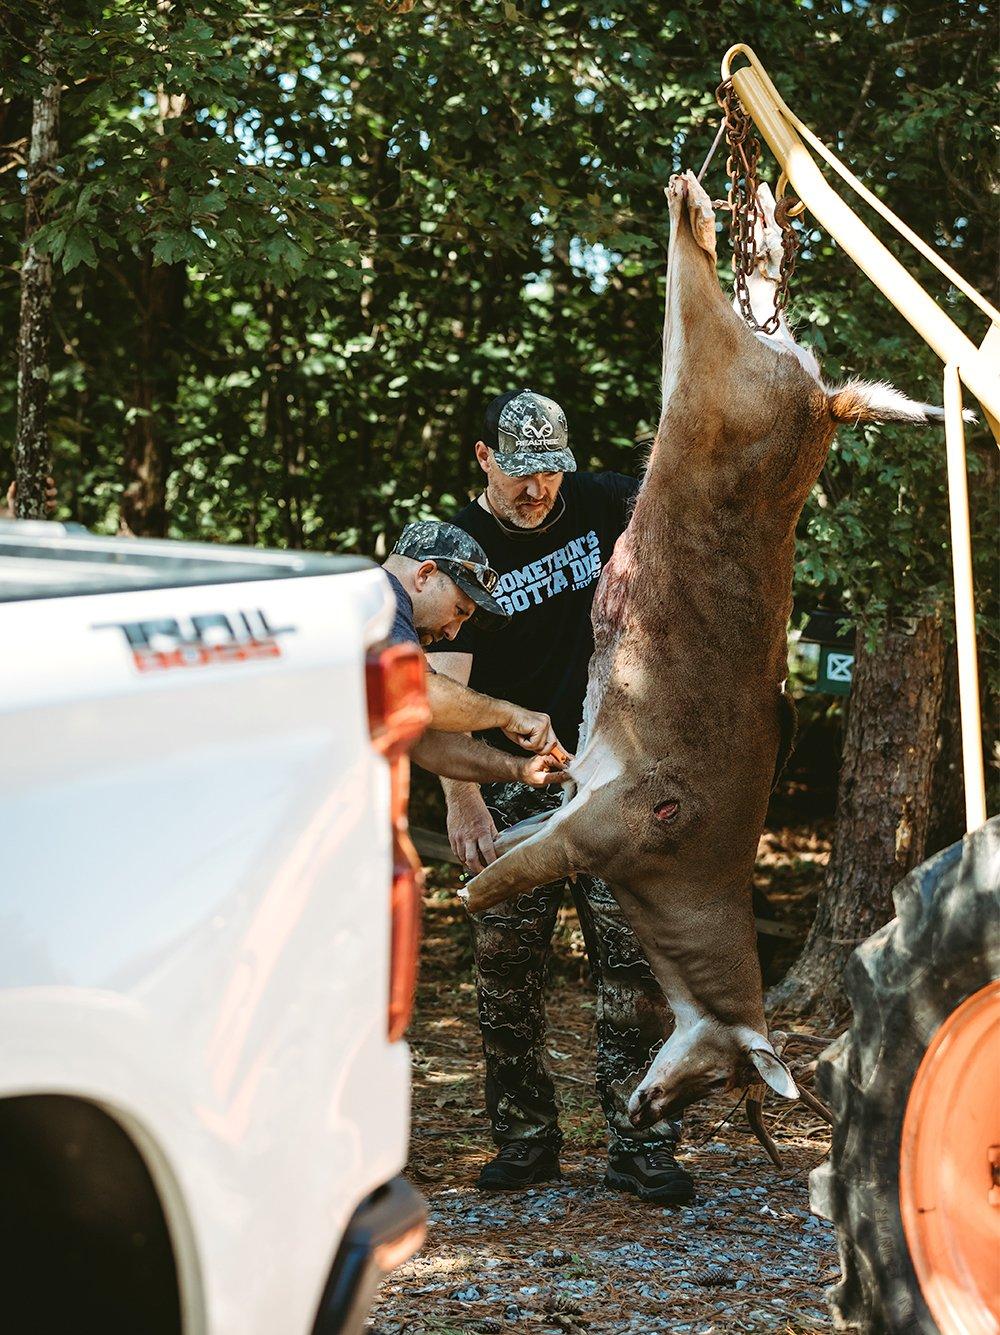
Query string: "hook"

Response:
xmin=776 ymin=171 xmax=807 ymax=219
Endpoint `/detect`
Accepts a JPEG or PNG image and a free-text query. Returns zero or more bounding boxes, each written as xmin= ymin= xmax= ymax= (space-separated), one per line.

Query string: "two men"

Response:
xmin=382 ymin=520 xmax=569 ymax=790
xmin=427 ymin=389 xmax=694 ymax=1204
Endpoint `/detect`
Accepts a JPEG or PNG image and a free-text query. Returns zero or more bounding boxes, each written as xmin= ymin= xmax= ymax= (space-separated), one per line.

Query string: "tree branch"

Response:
xmin=842 ymin=56 xmax=878 ymax=150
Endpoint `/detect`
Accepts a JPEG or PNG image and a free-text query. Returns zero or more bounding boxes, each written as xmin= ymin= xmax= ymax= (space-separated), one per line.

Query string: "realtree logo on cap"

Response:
xmin=491 ymin=389 xmax=577 ymax=476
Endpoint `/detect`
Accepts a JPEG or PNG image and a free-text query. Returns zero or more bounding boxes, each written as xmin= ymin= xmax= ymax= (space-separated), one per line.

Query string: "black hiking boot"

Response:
xmin=475 ymin=1142 xmax=562 ymax=1192
xmin=604 ymin=1145 xmax=695 ymax=1205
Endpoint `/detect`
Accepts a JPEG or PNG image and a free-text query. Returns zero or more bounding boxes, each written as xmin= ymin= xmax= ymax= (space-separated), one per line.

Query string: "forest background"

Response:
xmin=1 ymin=0 xmax=996 ymax=1010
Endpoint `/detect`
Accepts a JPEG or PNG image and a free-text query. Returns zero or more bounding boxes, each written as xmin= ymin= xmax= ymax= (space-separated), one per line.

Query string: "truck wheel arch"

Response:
xmin=0 ymin=1094 xmax=187 ymax=1334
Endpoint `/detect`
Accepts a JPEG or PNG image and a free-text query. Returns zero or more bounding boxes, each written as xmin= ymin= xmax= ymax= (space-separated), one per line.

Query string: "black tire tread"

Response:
xmin=810 ymin=817 xmax=1000 ymax=1333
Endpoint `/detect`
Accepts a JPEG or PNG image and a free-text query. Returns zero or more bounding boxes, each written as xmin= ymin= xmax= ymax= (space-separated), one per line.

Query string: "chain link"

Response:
xmin=715 ymin=78 xmax=799 ymax=336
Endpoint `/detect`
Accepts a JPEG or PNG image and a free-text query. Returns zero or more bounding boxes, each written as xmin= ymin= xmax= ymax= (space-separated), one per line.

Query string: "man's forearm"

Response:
xmin=426 ymin=672 xmax=512 ymax=734
xmin=413 ymin=729 xmax=521 ymax=784
xmin=440 ymin=773 xmax=483 ymax=816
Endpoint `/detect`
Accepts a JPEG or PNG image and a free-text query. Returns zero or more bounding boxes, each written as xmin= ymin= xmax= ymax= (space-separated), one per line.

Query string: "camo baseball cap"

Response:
xmin=483 ymin=389 xmax=577 ymax=478
xmin=392 ymin=520 xmax=509 ymax=629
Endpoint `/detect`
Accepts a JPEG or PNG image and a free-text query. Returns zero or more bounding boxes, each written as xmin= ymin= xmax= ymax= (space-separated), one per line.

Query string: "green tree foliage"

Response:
xmin=0 ymin=0 xmax=996 ymax=634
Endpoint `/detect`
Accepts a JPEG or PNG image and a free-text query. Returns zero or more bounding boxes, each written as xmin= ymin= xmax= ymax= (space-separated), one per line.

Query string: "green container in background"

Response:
xmin=817 ymin=643 xmax=855 ymax=695
xmin=794 ymin=608 xmax=856 ymax=697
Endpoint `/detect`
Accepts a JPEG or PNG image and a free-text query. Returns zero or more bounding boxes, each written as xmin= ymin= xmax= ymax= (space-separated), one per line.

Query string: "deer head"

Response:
xmin=628 ymin=1024 xmax=798 ymax=1129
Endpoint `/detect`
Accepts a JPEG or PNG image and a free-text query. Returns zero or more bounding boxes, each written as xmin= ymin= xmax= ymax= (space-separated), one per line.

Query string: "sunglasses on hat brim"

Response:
xmin=419 ymin=554 xmax=500 ymax=596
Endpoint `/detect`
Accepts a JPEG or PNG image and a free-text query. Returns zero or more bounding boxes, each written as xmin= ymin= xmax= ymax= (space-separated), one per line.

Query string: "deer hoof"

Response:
xmin=667 ymin=171 xmax=717 ymax=256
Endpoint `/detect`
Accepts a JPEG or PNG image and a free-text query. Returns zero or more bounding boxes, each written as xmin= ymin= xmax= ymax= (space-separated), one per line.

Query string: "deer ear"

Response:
xmin=748 ymin=1046 xmax=799 ymax=1101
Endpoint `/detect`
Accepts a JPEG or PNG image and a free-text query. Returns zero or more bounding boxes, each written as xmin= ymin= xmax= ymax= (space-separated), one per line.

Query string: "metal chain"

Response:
xmin=715 ymin=78 xmax=799 ymax=335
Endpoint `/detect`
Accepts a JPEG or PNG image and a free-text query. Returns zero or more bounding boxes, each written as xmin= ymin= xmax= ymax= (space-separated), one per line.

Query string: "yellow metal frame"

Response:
xmin=722 ymin=45 xmax=996 ymax=831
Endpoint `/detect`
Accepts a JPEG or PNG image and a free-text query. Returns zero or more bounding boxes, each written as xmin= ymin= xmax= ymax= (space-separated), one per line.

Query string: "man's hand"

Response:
xmin=500 ymin=703 xmax=567 ymax=759
xmin=446 ymin=783 xmax=499 ymax=873
xmin=517 ymin=752 xmax=571 ymax=789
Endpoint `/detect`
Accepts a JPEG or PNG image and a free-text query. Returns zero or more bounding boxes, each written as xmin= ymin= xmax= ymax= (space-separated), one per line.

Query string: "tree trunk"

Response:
xmin=926 ymin=645 xmax=966 ymax=856
xmin=262 ymin=286 xmax=303 ymax=548
xmin=120 ymin=253 xmax=186 ymax=536
xmin=14 ymin=26 xmax=59 ymax=520
xmin=767 ymin=615 xmax=946 ymax=1022
xmin=120 ymin=65 xmax=186 ymax=537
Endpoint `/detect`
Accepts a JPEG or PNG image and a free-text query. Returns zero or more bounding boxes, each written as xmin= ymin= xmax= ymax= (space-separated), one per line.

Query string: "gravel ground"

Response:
xmin=369 ymin=833 xmax=838 ymax=1335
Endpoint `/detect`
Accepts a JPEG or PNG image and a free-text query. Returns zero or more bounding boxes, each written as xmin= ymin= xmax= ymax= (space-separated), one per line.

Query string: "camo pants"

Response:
xmin=471 ymin=781 xmax=679 ymax=1154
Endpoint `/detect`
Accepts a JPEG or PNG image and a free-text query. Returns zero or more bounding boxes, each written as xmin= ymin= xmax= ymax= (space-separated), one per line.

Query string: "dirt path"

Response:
xmin=369 ymin=837 xmax=837 ymax=1335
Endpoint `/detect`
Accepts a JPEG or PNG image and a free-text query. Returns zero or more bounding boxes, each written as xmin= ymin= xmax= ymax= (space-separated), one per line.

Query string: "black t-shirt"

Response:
xmin=427 ymin=471 xmax=639 ymax=753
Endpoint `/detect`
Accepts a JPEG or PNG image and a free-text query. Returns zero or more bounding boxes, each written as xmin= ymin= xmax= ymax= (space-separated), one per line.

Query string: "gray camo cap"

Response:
xmin=392 ymin=520 xmax=509 ymax=629
xmin=484 ymin=389 xmax=577 ymax=478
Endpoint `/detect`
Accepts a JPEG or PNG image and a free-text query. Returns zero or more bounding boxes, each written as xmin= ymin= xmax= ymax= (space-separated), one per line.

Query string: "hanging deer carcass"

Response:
xmin=463 ymin=170 xmax=955 ymax=1150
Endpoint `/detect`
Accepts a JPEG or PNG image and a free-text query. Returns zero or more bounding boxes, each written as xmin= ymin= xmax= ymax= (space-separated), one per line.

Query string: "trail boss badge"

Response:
xmin=96 ymin=609 xmax=295 ymax=673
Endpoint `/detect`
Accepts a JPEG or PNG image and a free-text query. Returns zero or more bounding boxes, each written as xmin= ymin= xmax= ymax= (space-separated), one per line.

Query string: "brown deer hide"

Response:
xmin=464 ymin=171 xmax=953 ymax=1128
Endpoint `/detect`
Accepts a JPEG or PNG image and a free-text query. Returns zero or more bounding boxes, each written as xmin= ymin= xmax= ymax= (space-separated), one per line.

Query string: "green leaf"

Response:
xmin=152 ymin=232 xmax=197 ymax=264
xmin=62 ymin=230 xmax=98 ymax=272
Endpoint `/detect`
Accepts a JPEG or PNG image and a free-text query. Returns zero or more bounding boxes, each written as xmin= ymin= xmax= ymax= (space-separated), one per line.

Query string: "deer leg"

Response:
xmin=462 ymin=798 xmax=581 ymax=911
xmin=735 ymin=182 xmax=820 ymax=379
xmin=660 ymin=172 xmax=740 ymax=410
xmin=735 ymin=182 xmax=788 ymax=330
xmin=493 ymin=807 xmax=558 ymax=857
xmin=675 ymin=168 xmax=718 ymax=258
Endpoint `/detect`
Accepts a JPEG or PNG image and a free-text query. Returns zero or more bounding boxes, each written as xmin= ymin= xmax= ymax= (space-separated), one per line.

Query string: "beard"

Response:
xmin=487 ymin=484 xmax=557 ymax=529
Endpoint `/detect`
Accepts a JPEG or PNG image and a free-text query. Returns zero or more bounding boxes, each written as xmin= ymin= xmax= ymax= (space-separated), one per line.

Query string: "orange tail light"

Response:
xmin=366 ymin=642 xmax=430 ymax=1042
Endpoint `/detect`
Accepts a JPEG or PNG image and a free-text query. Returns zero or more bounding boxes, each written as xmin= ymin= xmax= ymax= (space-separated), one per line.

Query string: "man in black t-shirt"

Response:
xmin=428 ymin=389 xmax=694 ymax=1205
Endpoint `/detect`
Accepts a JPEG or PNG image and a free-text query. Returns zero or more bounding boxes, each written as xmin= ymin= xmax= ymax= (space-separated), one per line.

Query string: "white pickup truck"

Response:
xmin=0 ymin=520 xmax=429 ymax=1335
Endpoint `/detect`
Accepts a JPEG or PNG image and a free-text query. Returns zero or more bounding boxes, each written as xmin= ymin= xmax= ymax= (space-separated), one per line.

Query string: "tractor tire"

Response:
xmin=810 ymin=816 xmax=1000 ymax=1334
